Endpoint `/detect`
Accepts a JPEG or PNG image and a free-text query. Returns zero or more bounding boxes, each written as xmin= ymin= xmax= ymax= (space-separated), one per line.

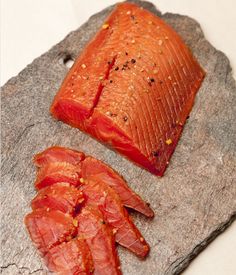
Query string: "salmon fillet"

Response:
xmin=50 ymin=3 xmax=205 ymax=176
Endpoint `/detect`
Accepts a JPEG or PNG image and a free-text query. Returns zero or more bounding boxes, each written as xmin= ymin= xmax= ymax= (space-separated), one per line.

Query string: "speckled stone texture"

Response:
xmin=1 ymin=1 xmax=236 ymax=274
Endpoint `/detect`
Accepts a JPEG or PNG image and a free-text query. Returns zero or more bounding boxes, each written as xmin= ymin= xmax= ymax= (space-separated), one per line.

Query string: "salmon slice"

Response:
xmin=80 ymin=156 xmax=154 ymax=217
xmin=45 ymin=238 xmax=94 ymax=275
xmin=24 ymin=209 xmax=77 ymax=255
xmin=50 ymin=3 xmax=205 ymax=176
xmin=82 ymin=179 xmax=149 ymax=258
xmin=76 ymin=206 xmax=121 ymax=275
xmin=34 ymin=146 xmax=85 ymax=167
xmin=34 ymin=162 xmax=81 ymax=190
xmin=31 ymin=182 xmax=84 ymax=214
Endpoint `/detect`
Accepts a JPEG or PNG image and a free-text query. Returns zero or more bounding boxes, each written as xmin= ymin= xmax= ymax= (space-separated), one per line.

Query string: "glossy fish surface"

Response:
xmin=51 ymin=3 xmax=205 ymax=176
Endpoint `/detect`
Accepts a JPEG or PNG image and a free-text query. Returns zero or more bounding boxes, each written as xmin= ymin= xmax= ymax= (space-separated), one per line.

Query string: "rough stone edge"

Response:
xmin=169 ymin=213 xmax=236 ymax=275
xmin=162 ymin=11 xmax=236 ymax=275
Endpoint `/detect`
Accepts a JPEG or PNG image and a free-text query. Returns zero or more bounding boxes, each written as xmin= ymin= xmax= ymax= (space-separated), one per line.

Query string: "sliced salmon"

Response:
xmin=26 ymin=146 xmax=154 ymax=273
xmin=34 ymin=146 xmax=154 ymax=217
xmin=76 ymin=206 xmax=121 ymax=275
xmin=34 ymin=162 xmax=81 ymax=190
xmin=31 ymin=182 xmax=84 ymax=214
xmin=34 ymin=146 xmax=85 ymax=167
xmin=50 ymin=3 xmax=205 ymax=176
xmin=45 ymin=238 xmax=94 ymax=275
xmin=24 ymin=209 xmax=77 ymax=255
xmin=82 ymin=179 xmax=149 ymax=258
xmin=80 ymin=156 xmax=154 ymax=217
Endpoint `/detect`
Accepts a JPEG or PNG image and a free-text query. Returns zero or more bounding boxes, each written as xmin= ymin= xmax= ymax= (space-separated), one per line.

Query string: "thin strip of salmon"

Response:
xmin=34 ymin=162 xmax=81 ymax=190
xmin=44 ymin=238 xmax=93 ymax=275
xmin=31 ymin=182 xmax=84 ymax=214
xmin=80 ymin=156 xmax=154 ymax=217
xmin=34 ymin=146 xmax=85 ymax=167
xmin=82 ymin=179 xmax=149 ymax=258
xmin=50 ymin=3 xmax=205 ymax=176
xmin=76 ymin=206 xmax=121 ymax=275
xmin=24 ymin=209 xmax=77 ymax=255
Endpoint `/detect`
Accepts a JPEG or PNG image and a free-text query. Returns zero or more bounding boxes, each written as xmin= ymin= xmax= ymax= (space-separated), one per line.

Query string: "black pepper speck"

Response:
xmin=152 ymin=151 xmax=159 ymax=157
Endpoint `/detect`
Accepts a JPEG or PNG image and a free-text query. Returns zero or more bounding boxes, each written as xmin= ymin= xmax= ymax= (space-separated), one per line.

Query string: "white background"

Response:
xmin=1 ymin=1 xmax=236 ymax=274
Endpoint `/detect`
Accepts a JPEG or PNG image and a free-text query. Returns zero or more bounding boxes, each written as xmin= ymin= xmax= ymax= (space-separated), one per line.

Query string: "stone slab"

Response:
xmin=1 ymin=1 xmax=236 ymax=274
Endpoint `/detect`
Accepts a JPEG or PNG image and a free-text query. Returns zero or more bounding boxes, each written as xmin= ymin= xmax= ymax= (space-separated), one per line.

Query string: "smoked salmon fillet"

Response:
xmin=50 ymin=3 xmax=205 ymax=176
xmin=25 ymin=146 xmax=154 ymax=274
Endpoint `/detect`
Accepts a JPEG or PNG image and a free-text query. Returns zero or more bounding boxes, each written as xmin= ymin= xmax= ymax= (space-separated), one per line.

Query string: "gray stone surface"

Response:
xmin=1 ymin=1 xmax=236 ymax=274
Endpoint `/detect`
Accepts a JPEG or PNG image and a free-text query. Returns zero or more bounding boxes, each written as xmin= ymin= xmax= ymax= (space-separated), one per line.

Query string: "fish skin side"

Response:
xmin=50 ymin=3 xmax=205 ymax=176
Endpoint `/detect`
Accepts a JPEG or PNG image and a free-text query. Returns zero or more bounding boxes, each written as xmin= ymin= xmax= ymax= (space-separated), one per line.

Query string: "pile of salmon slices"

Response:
xmin=25 ymin=146 xmax=154 ymax=274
